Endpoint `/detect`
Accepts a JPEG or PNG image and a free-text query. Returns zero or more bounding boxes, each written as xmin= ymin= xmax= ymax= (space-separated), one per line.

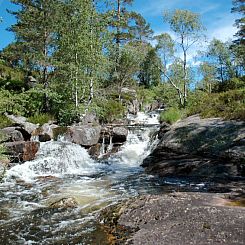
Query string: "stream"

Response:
xmin=0 ymin=112 xmax=208 ymax=244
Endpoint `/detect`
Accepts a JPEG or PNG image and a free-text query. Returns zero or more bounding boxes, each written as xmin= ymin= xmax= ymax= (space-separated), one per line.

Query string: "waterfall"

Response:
xmin=6 ymin=141 xmax=102 ymax=182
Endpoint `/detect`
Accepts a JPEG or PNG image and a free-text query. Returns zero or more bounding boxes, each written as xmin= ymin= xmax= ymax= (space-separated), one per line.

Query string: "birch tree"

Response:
xmin=163 ymin=9 xmax=205 ymax=107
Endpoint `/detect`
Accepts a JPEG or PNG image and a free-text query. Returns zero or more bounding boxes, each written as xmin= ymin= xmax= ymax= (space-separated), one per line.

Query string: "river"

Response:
xmin=0 ymin=112 xmax=207 ymax=244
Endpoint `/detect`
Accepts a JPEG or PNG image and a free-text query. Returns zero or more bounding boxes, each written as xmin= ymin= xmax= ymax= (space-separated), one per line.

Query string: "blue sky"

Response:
xmin=0 ymin=0 xmax=239 ymax=53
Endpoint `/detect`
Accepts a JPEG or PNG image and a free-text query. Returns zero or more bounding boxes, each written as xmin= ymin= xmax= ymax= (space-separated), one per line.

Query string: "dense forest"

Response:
xmin=0 ymin=0 xmax=244 ymax=128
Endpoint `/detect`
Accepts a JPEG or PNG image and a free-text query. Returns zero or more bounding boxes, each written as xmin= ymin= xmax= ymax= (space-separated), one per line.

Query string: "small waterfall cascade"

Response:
xmin=0 ymin=112 xmax=165 ymax=245
xmin=6 ymin=140 xmax=102 ymax=182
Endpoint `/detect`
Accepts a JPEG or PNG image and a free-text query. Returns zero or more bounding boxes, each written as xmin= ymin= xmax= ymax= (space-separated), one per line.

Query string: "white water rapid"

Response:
xmin=0 ymin=112 xmax=162 ymax=244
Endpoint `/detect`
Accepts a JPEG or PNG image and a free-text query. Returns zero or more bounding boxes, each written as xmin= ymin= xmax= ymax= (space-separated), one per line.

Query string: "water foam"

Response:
xmin=6 ymin=141 xmax=101 ymax=182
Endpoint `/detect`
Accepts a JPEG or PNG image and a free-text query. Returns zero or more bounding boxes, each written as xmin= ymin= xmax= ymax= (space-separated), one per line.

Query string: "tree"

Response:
xmin=8 ymin=0 xmax=60 ymax=111
xmin=163 ymin=9 xmax=205 ymax=107
xmin=155 ymin=33 xmax=175 ymax=81
xmin=231 ymin=0 xmax=245 ymax=45
xmin=199 ymin=62 xmax=216 ymax=93
xmin=231 ymin=0 xmax=245 ymax=71
xmin=115 ymin=42 xmax=144 ymax=100
xmin=55 ymin=0 xmax=106 ymax=111
xmin=206 ymin=39 xmax=235 ymax=82
xmin=138 ymin=45 xmax=162 ymax=88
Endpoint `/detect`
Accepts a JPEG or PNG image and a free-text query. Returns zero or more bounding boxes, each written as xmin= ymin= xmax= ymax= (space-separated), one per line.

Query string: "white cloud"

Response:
xmin=209 ymin=24 xmax=237 ymax=42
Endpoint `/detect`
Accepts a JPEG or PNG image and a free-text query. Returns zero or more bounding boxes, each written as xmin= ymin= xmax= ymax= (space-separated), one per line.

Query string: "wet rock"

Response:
xmin=112 ymin=127 xmax=128 ymax=143
xmin=0 ymin=127 xmax=24 ymax=142
xmin=32 ymin=123 xmax=59 ymax=142
xmin=4 ymin=141 xmax=40 ymax=162
xmin=65 ymin=125 xmax=101 ymax=146
xmin=49 ymin=197 xmax=78 ymax=208
xmin=102 ymin=192 xmax=245 ymax=245
xmin=88 ymin=143 xmax=101 ymax=159
xmin=158 ymin=122 xmax=171 ymax=139
xmin=52 ymin=126 xmax=68 ymax=140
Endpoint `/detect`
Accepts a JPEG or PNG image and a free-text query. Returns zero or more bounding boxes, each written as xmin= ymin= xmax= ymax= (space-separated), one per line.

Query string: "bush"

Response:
xmin=92 ymin=99 xmax=126 ymax=123
xmin=0 ymin=115 xmax=13 ymax=129
xmin=28 ymin=113 xmax=54 ymax=125
xmin=160 ymin=107 xmax=181 ymax=124
xmin=188 ymin=89 xmax=245 ymax=120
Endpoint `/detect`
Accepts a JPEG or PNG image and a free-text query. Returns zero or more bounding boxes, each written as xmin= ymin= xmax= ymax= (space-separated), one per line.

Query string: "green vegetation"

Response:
xmin=0 ymin=0 xmax=244 ymax=125
xmin=28 ymin=114 xmax=54 ymax=125
xmin=188 ymin=89 xmax=245 ymax=120
xmin=0 ymin=115 xmax=13 ymax=129
xmin=160 ymin=108 xmax=182 ymax=124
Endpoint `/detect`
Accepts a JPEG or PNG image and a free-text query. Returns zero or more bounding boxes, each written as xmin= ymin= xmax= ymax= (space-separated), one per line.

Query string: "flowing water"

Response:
xmin=0 ymin=113 xmax=207 ymax=244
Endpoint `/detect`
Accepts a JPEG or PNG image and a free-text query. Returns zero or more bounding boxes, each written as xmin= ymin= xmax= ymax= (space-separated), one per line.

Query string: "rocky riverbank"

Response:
xmin=100 ymin=192 xmax=245 ymax=245
xmin=99 ymin=115 xmax=245 ymax=245
xmin=142 ymin=115 xmax=245 ymax=178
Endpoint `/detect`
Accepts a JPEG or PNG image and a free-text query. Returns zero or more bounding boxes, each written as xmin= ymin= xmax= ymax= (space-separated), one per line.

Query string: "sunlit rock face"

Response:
xmin=143 ymin=115 xmax=245 ymax=178
xmin=65 ymin=125 xmax=101 ymax=147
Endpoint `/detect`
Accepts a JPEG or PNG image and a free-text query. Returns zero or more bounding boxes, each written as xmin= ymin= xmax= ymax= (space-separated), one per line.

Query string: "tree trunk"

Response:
xmin=183 ymin=47 xmax=187 ymax=107
xmin=75 ymin=52 xmax=79 ymax=108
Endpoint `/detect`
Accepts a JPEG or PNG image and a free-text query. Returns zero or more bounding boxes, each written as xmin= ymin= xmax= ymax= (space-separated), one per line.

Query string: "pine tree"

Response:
xmin=9 ymin=0 xmax=60 ymax=111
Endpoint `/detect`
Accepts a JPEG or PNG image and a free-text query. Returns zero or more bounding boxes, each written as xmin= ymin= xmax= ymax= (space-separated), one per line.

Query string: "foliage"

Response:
xmin=56 ymin=105 xmax=80 ymax=126
xmin=28 ymin=113 xmax=54 ymax=125
xmin=0 ymin=115 xmax=13 ymax=129
xmin=188 ymin=89 xmax=245 ymax=120
xmin=162 ymin=9 xmax=205 ymax=107
xmin=138 ymin=46 xmax=162 ymax=88
xmin=93 ymin=99 xmax=126 ymax=123
xmin=160 ymin=107 xmax=182 ymax=124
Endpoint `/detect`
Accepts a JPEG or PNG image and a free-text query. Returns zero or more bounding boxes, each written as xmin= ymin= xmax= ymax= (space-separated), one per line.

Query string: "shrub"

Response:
xmin=92 ymin=99 xmax=126 ymax=123
xmin=0 ymin=115 xmax=13 ymax=129
xmin=188 ymin=89 xmax=245 ymax=120
xmin=160 ymin=107 xmax=181 ymax=124
xmin=28 ymin=113 xmax=54 ymax=125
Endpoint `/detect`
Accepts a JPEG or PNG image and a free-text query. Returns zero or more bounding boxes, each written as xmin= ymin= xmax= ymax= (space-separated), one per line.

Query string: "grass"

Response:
xmin=28 ymin=113 xmax=54 ymax=125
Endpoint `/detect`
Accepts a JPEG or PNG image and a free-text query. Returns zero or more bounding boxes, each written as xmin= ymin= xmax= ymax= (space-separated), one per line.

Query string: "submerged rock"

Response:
xmin=49 ymin=197 xmax=78 ymax=208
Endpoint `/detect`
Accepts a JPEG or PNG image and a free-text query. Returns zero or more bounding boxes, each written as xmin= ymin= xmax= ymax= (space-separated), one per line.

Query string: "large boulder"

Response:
xmin=143 ymin=115 xmax=245 ymax=178
xmin=5 ymin=114 xmax=38 ymax=136
xmin=157 ymin=115 xmax=245 ymax=160
xmin=65 ymin=125 xmax=101 ymax=146
xmin=112 ymin=127 xmax=128 ymax=143
xmin=100 ymin=192 xmax=245 ymax=245
xmin=4 ymin=141 xmax=40 ymax=162
xmin=79 ymin=112 xmax=98 ymax=125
